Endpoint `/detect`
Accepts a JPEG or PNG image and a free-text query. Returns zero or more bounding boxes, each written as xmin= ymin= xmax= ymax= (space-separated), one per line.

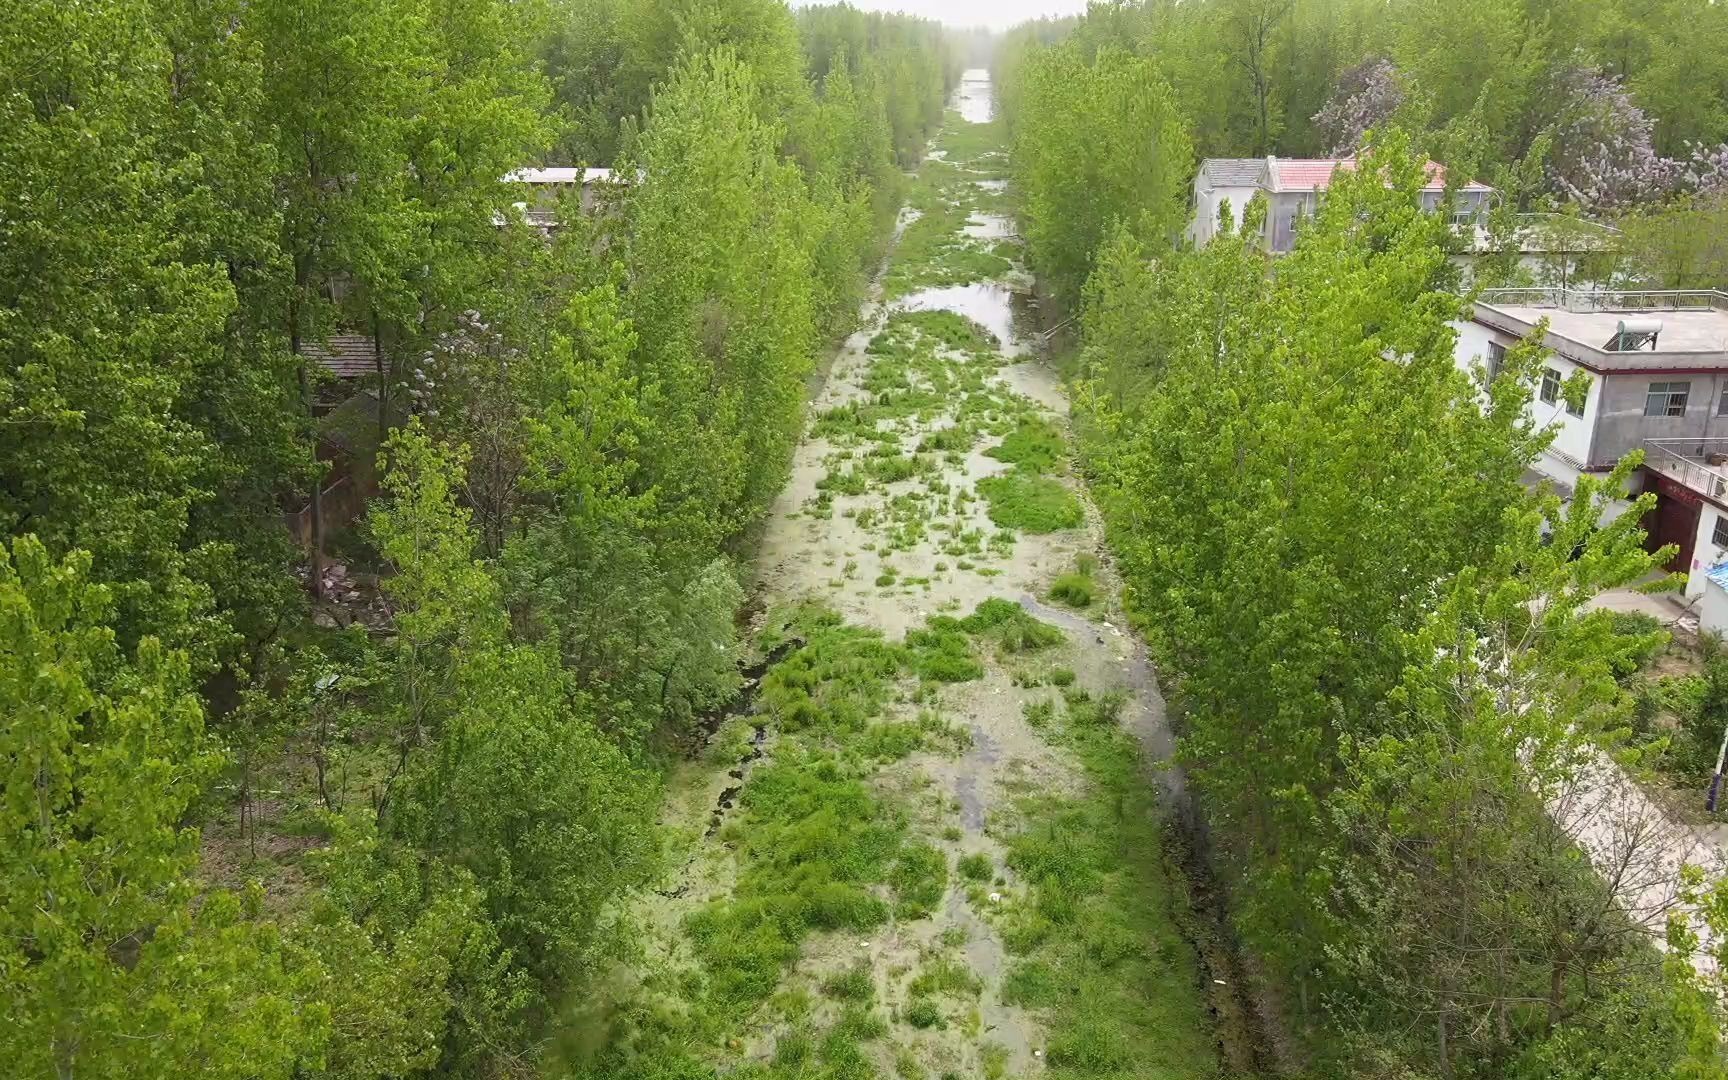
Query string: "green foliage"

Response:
xmin=689 ymin=750 xmax=902 ymax=1008
xmin=985 ymin=419 xmax=1067 ymax=473
xmin=892 ymin=842 xmax=950 ymax=919
xmin=1065 ymin=117 xmax=1707 ymax=1075
xmin=0 ymin=535 xmax=322 ymax=1076
xmin=976 ymin=472 xmax=1085 ymax=533
xmin=1005 ymin=43 xmax=1193 ymax=312
xmin=957 ymin=853 xmax=993 ymax=882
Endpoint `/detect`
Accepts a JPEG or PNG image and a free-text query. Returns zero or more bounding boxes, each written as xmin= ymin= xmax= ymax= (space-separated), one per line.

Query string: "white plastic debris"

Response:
xmin=858 ymin=940 xmax=870 ymax=948
xmin=1213 ymin=979 xmax=1228 ymax=986
xmin=988 ymin=891 xmax=1002 ymax=904
xmin=1033 ymin=1050 xmax=1043 ymax=1059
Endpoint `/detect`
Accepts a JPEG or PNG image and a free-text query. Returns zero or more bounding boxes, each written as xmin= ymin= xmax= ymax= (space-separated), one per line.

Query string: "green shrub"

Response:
xmin=905 ymin=999 xmax=945 ymax=1029
xmin=957 ymin=852 xmax=992 ymax=881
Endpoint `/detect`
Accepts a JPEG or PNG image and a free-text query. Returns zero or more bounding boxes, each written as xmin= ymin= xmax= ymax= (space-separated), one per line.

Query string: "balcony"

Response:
xmin=1645 ymin=438 xmax=1728 ymax=502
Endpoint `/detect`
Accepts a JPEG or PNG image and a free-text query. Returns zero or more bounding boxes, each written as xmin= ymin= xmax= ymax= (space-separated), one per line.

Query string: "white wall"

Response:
xmin=1687 ymin=503 xmax=1728 ymax=599
xmin=1452 ymin=318 xmax=1596 ymax=470
xmin=1189 ymin=184 xmax=1261 ymax=247
xmin=1702 ymin=576 xmax=1728 ymax=635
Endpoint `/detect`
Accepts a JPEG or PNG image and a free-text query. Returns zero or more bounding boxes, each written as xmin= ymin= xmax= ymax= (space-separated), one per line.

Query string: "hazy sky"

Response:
xmin=790 ymin=0 xmax=1089 ymax=32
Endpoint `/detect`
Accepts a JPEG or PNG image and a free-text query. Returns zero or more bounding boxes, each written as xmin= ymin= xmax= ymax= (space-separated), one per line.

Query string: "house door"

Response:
xmin=1647 ymin=473 xmax=1702 ymax=574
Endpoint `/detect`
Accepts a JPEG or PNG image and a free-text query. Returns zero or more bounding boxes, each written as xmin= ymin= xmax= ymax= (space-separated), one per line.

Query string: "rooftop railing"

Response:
xmin=1645 ymin=438 xmax=1728 ymax=501
xmin=1480 ymin=287 xmax=1728 ymax=313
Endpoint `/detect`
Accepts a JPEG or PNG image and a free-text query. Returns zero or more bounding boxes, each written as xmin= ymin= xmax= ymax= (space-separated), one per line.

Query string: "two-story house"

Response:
xmin=1186 ymin=155 xmax=1494 ymax=252
xmin=1454 ymin=288 xmax=1728 ymax=598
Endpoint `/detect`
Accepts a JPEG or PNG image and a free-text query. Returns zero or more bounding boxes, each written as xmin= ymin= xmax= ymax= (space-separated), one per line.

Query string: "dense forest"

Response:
xmin=14 ymin=0 xmax=1728 ymax=1078
xmin=997 ymin=1 xmax=1728 ymax=1078
xmin=2 ymin=0 xmax=955 ymax=1073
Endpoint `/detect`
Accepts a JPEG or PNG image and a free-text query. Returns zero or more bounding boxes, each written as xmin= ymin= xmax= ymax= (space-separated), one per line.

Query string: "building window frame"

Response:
xmin=1646 ymin=381 xmax=1691 ymax=418
xmin=1487 ymin=341 xmax=1506 ymax=381
xmin=1565 ymin=373 xmax=1588 ymax=418
xmin=1714 ymin=513 xmax=1728 ymax=550
xmin=1539 ymin=367 xmax=1561 ymax=405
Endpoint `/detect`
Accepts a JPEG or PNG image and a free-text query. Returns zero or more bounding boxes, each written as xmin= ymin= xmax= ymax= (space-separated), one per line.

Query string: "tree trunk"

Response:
xmin=291 ymin=299 xmax=325 ymax=599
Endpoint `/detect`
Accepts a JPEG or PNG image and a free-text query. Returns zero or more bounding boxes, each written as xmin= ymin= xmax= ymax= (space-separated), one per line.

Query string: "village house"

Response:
xmin=1452 ymin=287 xmax=1728 ymax=619
xmin=501 ymin=166 xmax=620 ymax=231
xmin=1185 ymin=155 xmax=1495 ymax=251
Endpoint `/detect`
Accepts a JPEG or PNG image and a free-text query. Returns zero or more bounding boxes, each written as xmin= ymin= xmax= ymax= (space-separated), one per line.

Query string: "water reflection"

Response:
xmin=956 ymin=67 xmax=992 ymax=124
xmin=895 ymin=282 xmax=1028 ymax=355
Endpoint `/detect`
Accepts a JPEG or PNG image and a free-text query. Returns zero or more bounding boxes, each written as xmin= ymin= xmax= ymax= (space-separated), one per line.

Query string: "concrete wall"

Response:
xmin=1591 ymin=371 xmax=1728 ymax=468
xmin=1702 ymin=576 xmax=1728 ymax=634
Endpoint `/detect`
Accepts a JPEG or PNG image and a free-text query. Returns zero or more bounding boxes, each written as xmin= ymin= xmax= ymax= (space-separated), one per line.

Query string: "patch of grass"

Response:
xmin=960 ymin=597 xmax=1064 ymax=654
xmin=905 ymin=622 xmax=983 ymax=683
xmin=993 ymin=686 xmax=1220 ymax=1077
xmin=1049 ymin=553 xmax=1100 ymax=608
xmin=687 ymin=749 xmax=903 ymax=1009
xmin=834 ymin=1004 xmax=889 ymax=1042
xmin=905 ymin=999 xmax=946 ymax=1030
xmin=985 ymin=419 xmax=1065 ymax=473
xmin=823 ymin=962 xmax=876 ymax=1002
xmin=892 ymin=842 xmax=949 ymax=919
xmin=909 ymin=956 xmax=981 ymax=999
xmin=957 ymin=852 xmax=992 ymax=882
xmin=1048 ymin=668 xmax=1076 ymax=687
xmin=976 ymin=472 xmax=1083 ymax=533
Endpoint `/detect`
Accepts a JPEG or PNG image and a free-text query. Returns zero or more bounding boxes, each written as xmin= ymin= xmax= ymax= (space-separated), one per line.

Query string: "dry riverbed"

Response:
xmin=561 ymin=73 xmax=1227 ymax=1080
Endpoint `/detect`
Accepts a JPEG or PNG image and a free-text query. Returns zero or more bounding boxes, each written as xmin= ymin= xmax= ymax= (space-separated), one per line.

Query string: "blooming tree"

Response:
xmin=1544 ymin=64 xmax=1677 ymax=209
xmin=1313 ymin=57 xmax=1402 ymax=156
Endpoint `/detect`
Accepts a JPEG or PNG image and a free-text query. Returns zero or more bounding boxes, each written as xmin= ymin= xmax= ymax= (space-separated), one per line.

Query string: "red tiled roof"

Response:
xmin=300 ymin=334 xmax=377 ymax=379
xmin=1271 ymin=157 xmax=1491 ymax=193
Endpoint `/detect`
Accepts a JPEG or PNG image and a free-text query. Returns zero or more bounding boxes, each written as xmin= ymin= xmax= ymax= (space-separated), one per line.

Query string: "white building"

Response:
xmin=1451 ymin=288 xmax=1728 ymax=602
xmin=500 ymin=167 xmax=620 ymax=229
xmin=1186 ymin=156 xmax=1494 ymax=252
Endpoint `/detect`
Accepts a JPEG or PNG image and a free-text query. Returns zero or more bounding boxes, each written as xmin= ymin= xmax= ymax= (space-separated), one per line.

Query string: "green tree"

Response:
xmin=0 ymin=535 xmax=322 ymax=1076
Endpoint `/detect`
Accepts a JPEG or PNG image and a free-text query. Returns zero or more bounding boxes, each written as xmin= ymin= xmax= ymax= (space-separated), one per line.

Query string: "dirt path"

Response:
xmin=571 ymin=72 xmax=1234 ymax=1080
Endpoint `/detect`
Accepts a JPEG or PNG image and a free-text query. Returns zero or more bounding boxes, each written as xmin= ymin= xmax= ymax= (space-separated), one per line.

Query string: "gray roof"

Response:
xmin=300 ymin=334 xmax=378 ymax=379
xmin=1201 ymin=158 xmax=1269 ymax=187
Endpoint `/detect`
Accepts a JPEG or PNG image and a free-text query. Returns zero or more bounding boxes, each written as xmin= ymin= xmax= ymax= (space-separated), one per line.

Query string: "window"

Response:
xmin=1646 ymin=381 xmax=1690 ymax=417
xmin=1539 ymin=368 xmax=1560 ymax=405
xmin=1718 ymin=384 xmax=1728 ymax=416
xmin=1487 ymin=342 xmax=1506 ymax=381
xmin=1714 ymin=514 xmax=1728 ymax=550
xmin=1565 ymin=376 xmax=1587 ymax=418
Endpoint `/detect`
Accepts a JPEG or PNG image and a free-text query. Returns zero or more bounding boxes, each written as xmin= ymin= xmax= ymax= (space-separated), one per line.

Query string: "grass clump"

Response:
xmin=909 ymin=956 xmax=981 ymax=999
xmin=904 ymin=999 xmax=946 ymax=1030
xmin=1049 ymin=553 xmax=1099 ymax=608
xmin=960 ymin=597 xmax=1064 ymax=654
xmin=957 ymin=852 xmax=992 ymax=882
xmin=891 ymin=842 xmax=949 ymax=919
xmin=985 ymin=419 xmax=1065 ymax=473
xmin=760 ymin=613 xmax=907 ymax=734
xmin=686 ymin=750 xmax=902 ymax=1008
xmin=976 ymin=472 xmax=1083 ymax=533
xmin=823 ymin=962 xmax=876 ymax=1002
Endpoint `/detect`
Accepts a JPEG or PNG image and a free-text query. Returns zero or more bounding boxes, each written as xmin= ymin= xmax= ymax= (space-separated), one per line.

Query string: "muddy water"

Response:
xmin=956 ymin=67 xmax=993 ymax=124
